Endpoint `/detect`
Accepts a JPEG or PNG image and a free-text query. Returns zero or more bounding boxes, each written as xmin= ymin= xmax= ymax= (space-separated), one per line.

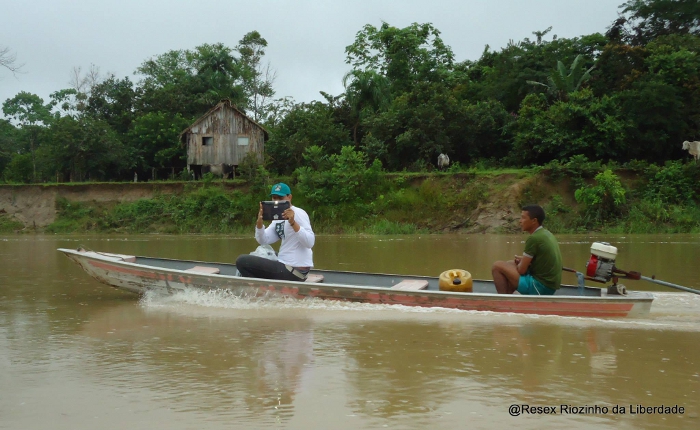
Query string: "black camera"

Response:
xmin=261 ymin=200 xmax=290 ymax=221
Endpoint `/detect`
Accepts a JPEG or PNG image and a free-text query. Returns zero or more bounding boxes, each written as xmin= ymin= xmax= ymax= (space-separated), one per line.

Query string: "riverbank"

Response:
xmin=0 ymin=171 xmax=547 ymax=234
xmin=0 ymin=182 xmax=194 ymax=229
xmin=1 ymin=165 xmax=699 ymax=234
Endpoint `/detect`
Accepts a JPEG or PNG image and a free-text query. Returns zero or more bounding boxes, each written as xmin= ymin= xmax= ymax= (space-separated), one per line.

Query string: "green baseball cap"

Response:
xmin=270 ymin=183 xmax=291 ymax=196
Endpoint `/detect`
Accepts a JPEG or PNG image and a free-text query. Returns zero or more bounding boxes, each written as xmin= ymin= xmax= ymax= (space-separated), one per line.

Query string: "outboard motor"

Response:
xmin=586 ymin=242 xmax=618 ymax=283
xmin=564 ymin=241 xmax=700 ymax=296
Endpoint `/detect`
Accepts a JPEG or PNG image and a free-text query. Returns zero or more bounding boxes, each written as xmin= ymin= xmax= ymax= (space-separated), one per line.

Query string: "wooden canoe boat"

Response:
xmin=58 ymin=248 xmax=654 ymax=318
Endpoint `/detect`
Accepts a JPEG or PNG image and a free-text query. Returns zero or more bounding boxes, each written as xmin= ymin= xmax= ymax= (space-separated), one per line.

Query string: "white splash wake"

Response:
xmin=139 ymin=288 xmax=700 ymax=331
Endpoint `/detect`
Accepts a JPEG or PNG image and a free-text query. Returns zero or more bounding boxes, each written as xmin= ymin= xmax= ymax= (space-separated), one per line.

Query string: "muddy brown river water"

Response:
xmin=1 ymin=233 xmax=699 ymax=429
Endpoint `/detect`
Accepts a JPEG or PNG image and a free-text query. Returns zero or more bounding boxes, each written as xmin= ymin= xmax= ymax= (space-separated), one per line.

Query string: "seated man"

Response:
xmin=236 ymin=183 xmax=315 ymax=281
xmin=491 ymin=204 xmax=562 ymax=295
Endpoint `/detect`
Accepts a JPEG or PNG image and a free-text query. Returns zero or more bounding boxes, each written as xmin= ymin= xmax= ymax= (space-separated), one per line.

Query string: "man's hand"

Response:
xmin=515 ymin=254 xmax=533 ymax=275
xmin=256 ymin=202 xmax=264 ymax=229
xmin=283 ymin=207 xmax=300 ymax=232
xmin=283 ymin=208 xmax=295 ymax=224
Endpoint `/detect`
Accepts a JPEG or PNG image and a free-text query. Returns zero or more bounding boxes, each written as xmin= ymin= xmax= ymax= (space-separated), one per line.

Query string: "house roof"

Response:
xmin=179 ymin=99 xmax=269 ymax=140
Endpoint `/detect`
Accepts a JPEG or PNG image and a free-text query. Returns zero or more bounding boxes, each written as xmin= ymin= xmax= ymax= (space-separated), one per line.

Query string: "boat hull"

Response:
xmin=59 ymin=248 xmax=653 ymax=318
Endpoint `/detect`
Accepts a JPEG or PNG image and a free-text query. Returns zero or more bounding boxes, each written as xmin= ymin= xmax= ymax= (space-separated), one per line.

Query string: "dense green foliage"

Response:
xmin=575 ymin=170 xmax=627 ymax=224
xmin=37 ymin=163 xmax=700 ymax=235
xmin=538 ymin=158 xmax=700 ymax=233
xmin=294 ymin=146 xmax=384 ymax=205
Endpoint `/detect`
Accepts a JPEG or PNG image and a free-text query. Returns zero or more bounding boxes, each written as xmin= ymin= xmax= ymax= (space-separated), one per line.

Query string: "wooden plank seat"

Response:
xmin=185 ymin=266 xmax=221 ymax=274
xmin=98 ymin=252 xmax=136 ymax=263
xmin=390 ymin=279 xmax=429 ymax=291
xmin=305 ymin=274 xmax=324 ymax=283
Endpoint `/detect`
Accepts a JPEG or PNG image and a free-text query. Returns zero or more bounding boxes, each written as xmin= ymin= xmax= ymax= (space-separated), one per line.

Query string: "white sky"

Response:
xmin=1 ymin=0 xmax=623 ymax=112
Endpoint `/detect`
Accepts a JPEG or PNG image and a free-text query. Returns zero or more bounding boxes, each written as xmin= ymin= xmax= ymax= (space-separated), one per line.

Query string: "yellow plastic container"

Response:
xmin=438 ymin=269 xmax=473 ymax=293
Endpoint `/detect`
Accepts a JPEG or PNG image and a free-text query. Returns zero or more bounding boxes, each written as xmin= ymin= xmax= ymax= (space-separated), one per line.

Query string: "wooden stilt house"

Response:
xmin=180 ymin=100 xmax=268 ymax=178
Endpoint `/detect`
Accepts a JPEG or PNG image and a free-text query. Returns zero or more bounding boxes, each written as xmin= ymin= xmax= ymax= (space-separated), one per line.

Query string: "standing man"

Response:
xmin=236 ymin=183 xmax=315 ymax=281
xmin=491 ymin=205 xmax=562 ymax=295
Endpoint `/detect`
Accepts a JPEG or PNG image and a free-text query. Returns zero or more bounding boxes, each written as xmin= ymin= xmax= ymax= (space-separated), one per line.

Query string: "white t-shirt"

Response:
xmin=255 ymin=205 xmax=315 ymax=268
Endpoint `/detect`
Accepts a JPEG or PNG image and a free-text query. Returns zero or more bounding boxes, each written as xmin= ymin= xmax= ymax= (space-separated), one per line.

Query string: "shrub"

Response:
xmin=540 ymin=155 xmax=603 ymax=189
xmin=575 ymin=170 xmax=626 ymax=224
xmin=643 ymin=161 xmax=697 ymax=204
xmin=295 ymin=146 xmax=384 ymax=205
xmin=0 ymin=214 xmax=24 ymax=232
xmin=418 ymin=178 xmax=444 ymax=206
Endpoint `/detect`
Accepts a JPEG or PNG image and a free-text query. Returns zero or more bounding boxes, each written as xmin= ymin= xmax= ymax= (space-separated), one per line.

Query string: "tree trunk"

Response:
xmin=30 ymin=135 xmax=36 ymax=183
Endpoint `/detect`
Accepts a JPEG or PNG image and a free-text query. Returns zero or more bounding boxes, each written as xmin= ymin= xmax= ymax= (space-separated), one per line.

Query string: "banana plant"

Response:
xmin=528 ymin=55 xmax=596 ymax=101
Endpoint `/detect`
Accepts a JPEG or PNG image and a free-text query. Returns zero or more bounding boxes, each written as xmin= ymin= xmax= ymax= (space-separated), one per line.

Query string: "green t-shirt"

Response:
xmin=523 ymin=227 xmax=562 ymax=290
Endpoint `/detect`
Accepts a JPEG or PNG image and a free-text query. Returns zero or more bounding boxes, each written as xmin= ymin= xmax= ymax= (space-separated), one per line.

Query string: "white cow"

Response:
xmin=682 ymin=141 xmax=700 ymax=163
xmin=437 ymin=153 xmax=450 ymax=170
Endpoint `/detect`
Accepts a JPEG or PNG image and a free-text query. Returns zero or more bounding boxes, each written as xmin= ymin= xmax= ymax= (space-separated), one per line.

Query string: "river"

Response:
xmin=1 ymin=233 xmax=699 ymax=429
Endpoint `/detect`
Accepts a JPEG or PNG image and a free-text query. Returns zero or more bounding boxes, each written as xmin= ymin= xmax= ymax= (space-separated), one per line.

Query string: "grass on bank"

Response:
xmin=41 ymin=159 xmax=700 ymax=235
xmin=0 ymin=214 xmax=24 ymax=233
xmin=44 ymin=174 xmax=486 ymax=234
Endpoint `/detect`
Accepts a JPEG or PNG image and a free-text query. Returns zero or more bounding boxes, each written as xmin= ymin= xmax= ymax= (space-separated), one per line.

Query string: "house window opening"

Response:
xmin=237 ymin=137 xmax=249 ymax=146
xmin=202 ymin=136 xmax=213 ymax=146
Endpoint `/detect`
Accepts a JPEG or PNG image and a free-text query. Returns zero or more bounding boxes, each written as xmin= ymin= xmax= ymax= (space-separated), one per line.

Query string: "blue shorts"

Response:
xmin=517 ymin=274 xmax=556 ymax=295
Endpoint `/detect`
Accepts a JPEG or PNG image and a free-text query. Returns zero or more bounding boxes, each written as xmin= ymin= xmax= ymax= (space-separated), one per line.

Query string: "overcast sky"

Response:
xmin=1 ymin=0 xmax=623 ymax=113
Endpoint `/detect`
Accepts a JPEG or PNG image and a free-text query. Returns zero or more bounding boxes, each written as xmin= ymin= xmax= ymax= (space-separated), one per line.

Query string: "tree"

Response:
xmin=85 ymin=75 xmax=136 ymax=134
xmin=263 ymin=96 xmax=296 ymax=128
xmin=0 ymin=46 xmax=23 ymax=75
xmin=363 ymin=81 xmax=463 ymax=170
xmin=42 ymin=116 xmax=134 ymax=182
xmin=512 ymin=90 xmax=631 ymax=164
xmin=191 ymin=43 xmax=242 ymax=107
xmin=616 ymin=76 xmax=693 ymax=162
xmin=265 ymin=101 xmax=352 ymax=174
xmin=2 ymin=153 xmax=33 ymax=183
xmin=617 ymin=0 xmax=700 ymax=45
xmin=2 ymin=92 xmax=52 ymax=182
xmin=127 ymin=112 xmax=190 ymax=171
xmin=48 ymin=89 xmax=82 ymax=119
xmin=68 ymin=64 xmax=102 ymax=104
xmin=237 ymin=31 xmax=276 ymax=122
xmin=69 ymin=64 xmax=102 ymax=93
xmin=463 ymin=31 xmax=606 ymax=111
xmin=588 ymin=43 xmax=648 ymax=95
xmin=527 ymin=54 xmax=596 ymax=101
xmin=135 ymin=43 xmax=245 ymax=118
xmin=342 ymin=70 xmax=390 ymax=144
xmin=592 ymin=33 xmax=699 ymax=162
xmin=451 ymin=100 xmax=515 ymax=163
xmin=532 ymin=27 xmax=555 ymax=45
xmin=345 ymin=22 xmax=454 ymax=93
xmin=0 ymin=119 xmax=20 ymax=175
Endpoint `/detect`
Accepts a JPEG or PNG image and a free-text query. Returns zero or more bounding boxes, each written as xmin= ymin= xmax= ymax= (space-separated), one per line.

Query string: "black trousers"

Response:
xmin=235 ymin=254 xmax=306 ymax=281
